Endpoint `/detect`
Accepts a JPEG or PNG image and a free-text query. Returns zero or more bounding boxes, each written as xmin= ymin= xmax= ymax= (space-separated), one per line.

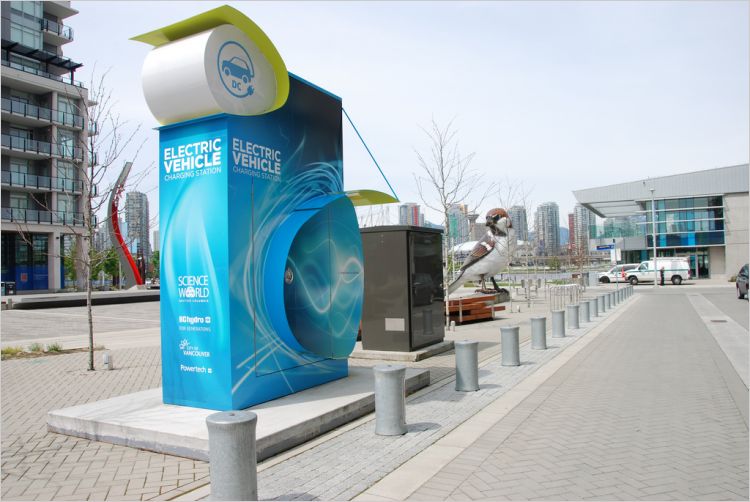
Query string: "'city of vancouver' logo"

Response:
xmin=217 ymin=41 xmax=255 ymax=98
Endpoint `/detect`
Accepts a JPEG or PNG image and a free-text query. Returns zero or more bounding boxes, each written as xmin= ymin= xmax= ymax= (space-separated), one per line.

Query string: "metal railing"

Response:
xmin=2 ymin=97 xmax=52 ymax=121
xmin=1 ymin=58 xmax=86 ymax=88
xmin=1 ymin=134 xmax=83 ymax=160
xmin=1 ymin=171 xmax=83 ymax=192
xmin=549 ymin=284 xmax=583 ymax=312
xmin=40 ymin=18 xmax=74 ymax=40
xmin=1 ymin=98 xmax=83 ymax=128
xmin=1 ymin=207 xmax=84 ymax=226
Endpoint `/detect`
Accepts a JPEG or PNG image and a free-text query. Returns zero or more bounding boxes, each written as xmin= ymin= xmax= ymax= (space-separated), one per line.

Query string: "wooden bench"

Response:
xmin=446 ymin=294 xmax=506 ymax=325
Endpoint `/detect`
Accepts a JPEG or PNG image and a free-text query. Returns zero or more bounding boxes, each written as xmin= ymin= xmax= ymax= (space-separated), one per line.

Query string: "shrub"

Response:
xmin=1 ymin=346 xmax=24 ymax=358
xmin=46 ymin=342 xmax=63 ymax=353
xmin=28 ymin=343 xmax=44 ymax=353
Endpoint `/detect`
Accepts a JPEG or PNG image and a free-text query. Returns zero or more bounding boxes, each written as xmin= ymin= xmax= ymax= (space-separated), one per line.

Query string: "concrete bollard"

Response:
xmin=206 ymin=411 xmax=258 ymax=501
xmin=501 ymin=326 xmax=520 ymax=366
xmin=552 ymin=310 xmax=565 ymax=338
xmin=102 ymin=352 xmax=114 ymax=370
xmin=531 ymin=317 xmax=547 ymax=350
xmin=455 ymin=341 xmax=479 ymax=392
xmin=589 ymin=298 xmax=598 ymax=318
xmin=566 ymin=304 xmax=580 ymax=329
xmin=580 ymin=300 xmax=590 ymax=323
xmin=374 ymin=365 xmax=407 ymax=436
xmin=450 ymin=320 xmax=456 ymax=332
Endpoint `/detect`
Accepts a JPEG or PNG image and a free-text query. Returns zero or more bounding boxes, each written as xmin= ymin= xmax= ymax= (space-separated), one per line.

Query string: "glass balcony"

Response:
xmin=40 ymin=18 xmax=74 ymax=41
xmin=1 ymin=134 xmax=84 ymax=161
xmin=1 ymin=98 xmax=83 ymax=128
xmin=1 ymin=58 xmax=86 ymax=88
xmin=55 ymin=110 xmax=84 ymax=129
xmin=1 ymin=207 xmax=84 ymax=226
xmin=1 ymin=97 xmax=53 ymax=122
xmin=1 ymin=171 xmax=83 ymax=193
xmin=1 ymin=134 xmax=52 ymax=156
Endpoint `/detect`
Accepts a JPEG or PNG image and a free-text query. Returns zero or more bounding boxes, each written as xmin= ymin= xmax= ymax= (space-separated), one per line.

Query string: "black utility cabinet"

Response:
xmin=360 ymin=226 xmax=445 ymax=351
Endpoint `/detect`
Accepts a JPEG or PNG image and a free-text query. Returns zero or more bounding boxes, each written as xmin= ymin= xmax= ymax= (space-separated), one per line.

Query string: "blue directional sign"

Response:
xmin=596 ymin=244 xmax=615 ymax=250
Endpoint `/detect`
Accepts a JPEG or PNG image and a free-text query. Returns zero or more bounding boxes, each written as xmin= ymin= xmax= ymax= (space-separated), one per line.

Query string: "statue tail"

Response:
xmin=447 ymin=270 xmax=465 ymax=296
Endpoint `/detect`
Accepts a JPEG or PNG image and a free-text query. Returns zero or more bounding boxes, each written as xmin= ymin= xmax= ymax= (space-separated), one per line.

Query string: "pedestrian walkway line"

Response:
xmin=355 ymin=295 xmax=643 ymax=502
xmin=686 ymin=293 xmax=748 ymax=388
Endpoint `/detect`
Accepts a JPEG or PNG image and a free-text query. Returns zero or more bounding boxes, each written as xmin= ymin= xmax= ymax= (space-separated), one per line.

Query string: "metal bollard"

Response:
xmin=501 ymin=326 xmax=520 ymax=366
xmin=552 ymin=310 xmax=565 ymax=338
xmin=455 ymin=341 xmax=479 ymax=392
xmin=566 ymin=304 xmax=580 ymax=329
xmin=613 ymin=290 xmax=618 ymax=305
xmin=531 ymin=317 xmax=547 ymax=350
xmin=605 ymin=293 xmax=611 ymax=310
xmin=580 ymin=300 xmax=590 ymax=323
xmin=102 ymin=352 xmax=114 ymax=370
xmin=206 ymin=411 xmax=258 ymax=501
xmin=374 ymin=365 xmax=407 ymax=436
xmin=598 ymin=295 xmax=606 ymax=313
xmin=589 ymin=298 xmax=598 ymax=318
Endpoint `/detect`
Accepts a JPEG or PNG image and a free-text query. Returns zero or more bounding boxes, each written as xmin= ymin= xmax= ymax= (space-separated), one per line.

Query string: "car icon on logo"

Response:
xmin=221 ymin=56 xmax=253 ymax=85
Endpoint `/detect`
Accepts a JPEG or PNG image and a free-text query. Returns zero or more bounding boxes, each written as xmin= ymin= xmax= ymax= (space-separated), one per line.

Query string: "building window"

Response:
xmin=9 ymin=158 xmax=29 ymax=174
xmin=57 ymin=96 xmax=79 ymax=127
xmin=9 ymin=54 xmax=42 ymax=71
xmin=9 ymin=21 xmax=42 ymax=50
xmin=9 ymin=127 xmax=31 ymax=140
xmin=10 ymin=192 xmax=29 ymax=209
xmin=57 ymin=194 xmax=76 ymax=213
xmin=57 ymin=161 xmax=76 ymax=180
xmin=33 ymin=234 xmax=48 ymax=265
xmin=10 ymin=1 xmax=42 ymax=18
xmin=58 ymin=130 xmax=76 ymax=157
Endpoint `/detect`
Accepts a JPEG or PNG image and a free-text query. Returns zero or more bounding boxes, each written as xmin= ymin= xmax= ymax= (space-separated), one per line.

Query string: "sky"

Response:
xmin=68 ymin=1 xmax=749 ymax=229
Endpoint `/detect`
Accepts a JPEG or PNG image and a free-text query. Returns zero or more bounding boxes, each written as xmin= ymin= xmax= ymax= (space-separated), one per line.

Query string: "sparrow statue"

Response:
xmin=447 ymin=208 xmax=516 ymax=296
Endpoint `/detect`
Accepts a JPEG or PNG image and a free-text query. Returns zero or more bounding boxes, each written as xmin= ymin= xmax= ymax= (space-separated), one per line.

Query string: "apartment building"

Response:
xmin=1 ymin=1 xmax=92 ymax=292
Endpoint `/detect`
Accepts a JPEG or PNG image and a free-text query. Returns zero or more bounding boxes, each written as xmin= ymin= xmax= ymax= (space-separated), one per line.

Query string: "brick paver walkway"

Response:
xmin=1 ymin=347 xmax=211 ymax=501
xmin=409 ymin=291 xmax=749 ymax=501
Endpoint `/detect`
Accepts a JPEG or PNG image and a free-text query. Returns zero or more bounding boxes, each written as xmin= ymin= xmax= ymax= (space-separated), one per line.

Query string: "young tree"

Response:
xmin=78 ymin=69 xmax=148 ymax=370
xmin=9 ymin=69 xmax=147 ymax=371
xmin=413 ymin=118 xmax=496 ymax=318
xmin=496 ymin=177 xmax=534 ymax=305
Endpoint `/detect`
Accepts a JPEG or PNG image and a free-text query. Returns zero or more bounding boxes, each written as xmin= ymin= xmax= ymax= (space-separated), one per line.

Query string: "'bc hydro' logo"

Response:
xmin=217 ymin=41 xmax=255 ymax=98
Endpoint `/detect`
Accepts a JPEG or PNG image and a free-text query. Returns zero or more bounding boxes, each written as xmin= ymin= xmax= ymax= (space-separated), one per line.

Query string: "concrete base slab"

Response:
xmin=350 ymin=340 xmax=454 ymax=362
xmin=5 ymin=289 xmax=159 ymax=309
xmin=47 ymin=366 xmax=429 ymax=461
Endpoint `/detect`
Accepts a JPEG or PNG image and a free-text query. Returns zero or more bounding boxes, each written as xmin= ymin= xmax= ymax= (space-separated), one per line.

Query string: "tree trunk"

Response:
xmin=443 ymin=209 xmax=450 ymax=326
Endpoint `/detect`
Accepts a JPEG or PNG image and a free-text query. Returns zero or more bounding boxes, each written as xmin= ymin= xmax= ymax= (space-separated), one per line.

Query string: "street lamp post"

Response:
xmin=650 ymin=188 xmax=658 ymax=287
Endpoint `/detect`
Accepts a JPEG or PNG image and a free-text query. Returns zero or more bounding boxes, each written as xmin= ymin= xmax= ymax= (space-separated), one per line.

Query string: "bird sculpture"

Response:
xmin=447 ymin=208 xmax=516 ymax=296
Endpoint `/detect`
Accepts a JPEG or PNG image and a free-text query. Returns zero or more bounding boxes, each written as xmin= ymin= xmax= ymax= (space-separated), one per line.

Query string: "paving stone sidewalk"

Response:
xmin=0 ymin=284 xmax=620 ymax=501
xmin=245 ymin=303 xmax=624 ymax=501
xmin=409 ymin=291 xmax=749 ymax=501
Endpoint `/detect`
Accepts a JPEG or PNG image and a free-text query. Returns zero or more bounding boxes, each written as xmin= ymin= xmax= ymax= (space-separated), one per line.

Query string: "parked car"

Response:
xmin=736 ymin=264 xmax=748 ymax=299
xmin=626 ymin=258 xmax=691 ymax=285
xmin=598 ymin=263 xmax=640 ymax=283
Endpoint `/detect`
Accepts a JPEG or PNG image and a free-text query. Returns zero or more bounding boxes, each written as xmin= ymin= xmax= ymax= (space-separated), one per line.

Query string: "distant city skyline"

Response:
xmin=67 ymin=1 xmax=747 ymax=230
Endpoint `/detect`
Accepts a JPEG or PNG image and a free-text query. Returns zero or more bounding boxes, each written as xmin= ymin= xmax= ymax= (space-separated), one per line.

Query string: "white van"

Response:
xmin=626 ymin=258 xmax=691 ymax=285
xmin=598 ymin=263 xmax=640 ymax=283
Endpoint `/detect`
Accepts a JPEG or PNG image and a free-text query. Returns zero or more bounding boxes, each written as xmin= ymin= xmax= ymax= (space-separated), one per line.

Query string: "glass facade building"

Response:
xmin=573 ymin=165 xmax=749 ymax=279
xmin=1 ymin=1 xmax=90 ymax=291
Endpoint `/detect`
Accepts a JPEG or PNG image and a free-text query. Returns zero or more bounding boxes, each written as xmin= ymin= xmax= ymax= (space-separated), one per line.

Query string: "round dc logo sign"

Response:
xmin=217 ymin=41 xmax=255 ymax=98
